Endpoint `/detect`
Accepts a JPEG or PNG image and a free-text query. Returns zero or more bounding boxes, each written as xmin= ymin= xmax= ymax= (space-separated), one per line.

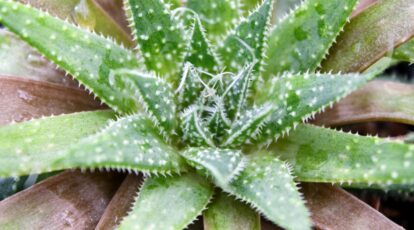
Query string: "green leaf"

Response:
xmin=393 ymin=39 xmax=414 ymax=63
xmin=321 ymin=0 xmax=414 ymax=73
xmin=264 ymin=0 xmax=358 ymax=76
xmin=125 ymin=0 xmax=186 ymax=79
xmin=187 ymin=0 xmax=242 ymax=43
xmin=181 ymin=106 xmax=216 ymax=147
xmin=204 ymin=191 xmax=260 ymax=230
xmin=254 ymin=71 xmax=378 ymax=146
xmin=223 ymin=63 xmax=254 ymax=120
xmin=184 ymin=17 xmax=219 ymax=72
xmin=218 ymin=0 xmax=273 ymax=72
xmin=223 ymin=104 xmax=274 ymax=147
xmin=0 ymin=111 xmax=114 ymax=177
xmin=176 ymin=63 xmax=205 ymax=109
xmin=112 ymin=69 xmax=177 ymax=137
xmin=274 ymin=124 xmax=414 ymax=187
xmin=207 ymin=96 xmax=231 ymax=142
xmin=181 ymin=148 xmax=247 ymax=187
xmin=226 ymin=152 xmax=311 ymax=230
xmin=0 ymin=1 xmax=140 ymax=114
xmin=53 ymin=114 xmax=188 ymax=175
xmin=118 ymin=173 xmax=214 ymax=230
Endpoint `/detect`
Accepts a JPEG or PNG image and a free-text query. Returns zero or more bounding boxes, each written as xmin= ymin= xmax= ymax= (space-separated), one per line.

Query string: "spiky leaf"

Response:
xmin=112 ymin=69 xmax=177 ymax=136
xmin=274 ymin=124 xmax=414 ymax=187
xmin=187 ymin=0 xmax=242 ymax=43
xmin=218 ymin=0 xmax=273 ymax=72
xmin=204 ymin=191 xmax=260 ymax=230
xmin=181 ymin=107 xmax=215 ymax=147
xmin=0 ymin=111 xmax=114 ymax=177
xmin=118 ymin=173 xmax=214 ymax=230
xmin=255 ymin=71 xmax=378 ymax=146
xmin=208 ymin=97 xmax=231 ymax=142
xmin=181 ymin=148 xmax=247 ymax=187
xmin=176 ymin=63 xmax=205 ymax=109
xmin=0 ymin=0 xmax=140 ymax=114
xmin=264 ymin=0 xmax=358 ymax=76
xmin=223 ymin=104 xmax=274 ymax=147
xmin=125 ymin=0 xmax=186 ymax=79
xmin=184 ymin=18 xmax=219 ymax=72
xmin=226 ymin=152 xmax=311 ymax=230
xmin=53 ymin=114 xmax=188 ymax=175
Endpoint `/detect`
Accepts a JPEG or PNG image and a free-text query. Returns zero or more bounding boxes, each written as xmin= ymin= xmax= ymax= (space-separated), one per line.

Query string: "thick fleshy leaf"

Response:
xmin=225 ymin=152 xmax=311 ymax=230
xmin=95 ymin=174 xmax=142 ymax=230
xmin=313 ymin=80 xmax=414 ymax=126
xmin=0 ymin=111 xmax=114 ymax=177
xmin=0 ymin=0 xmax=140 ymax=114
xmin=254 ymin=71 xmax=378 ymax=146
xmin=302 ymin=183 xmax=403 ymax=230
xmin=95 ymin=0 xmax=131 ymax=34
xmin=218 ymin=0 xmax=273 ymax=72
xmin=0 ymin=171 xmax=123 ymax=229
xmin=187 ymin=0 xmax=242 ymax=43
xmin=184 ymin=18 xmax=219 ymax=72
xmin=0 ymin=30 xmax=74 ymax=86
xmin=223 ymin=63 xmax=254 ymax=120
xmin=181 ymin=148 xmax=247 ymax=187
xmin=125 ymin=0 xmax=186 ymax=79
xmin=274 ymin=124 xmax=414 ymax=187
xmin=321 ymin=0 xmax=414 ymax=73
xmin=223 ymin=104 xmax=274 ymax=147
xmin=204 ymin=191 xmax=260 ymax=230
xmin=352 ymin=0 xmax=377 ymax=17
xmin=112 ymin=69 xmax=177 ymax=136
xmin=53 ymin=114 xmax=187 ymax=175
xmin=393 ymin=39 xmax=414 ymax=63
xmin=0 ymin=77 xmax=104 ymax=125
xmin=118 ymin=173 xmax=214 ymax=230
xmin=208 ymin=96 xmax=231 ymax=142
xmin=181 ymin=106 xmax=215 ymax=147
xmin=264 ymin=0 xmax=358 ymax=76
xmin=176 ymin=63 xmax=205 ymax=109
xmin=272 ymin=0 xmax=302 ymax=23
xmin=18 ymin=0 xmax=132 ymax=46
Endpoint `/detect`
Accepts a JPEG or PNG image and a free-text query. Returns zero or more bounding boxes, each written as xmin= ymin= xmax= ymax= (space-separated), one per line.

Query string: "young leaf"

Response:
xmin=0 ymin=0 xmax=140 ymax=114
xmin=53 ymin=114 xmax=188 ymax=175
xmin=0 ymin=111 xmax=114 ymax=177
xmin=321 ymin=0 xmax=414 ymax=73
xmin=218 ymin=0 xmax=273 ymax=72
xmin=264 ymin=0 xmax=358 ymax=77
xmin=184 ymin=17 xmax=219 ymax=72
xmin=207 ymin=96 xmax=231 ymax=142
xmin=226 ymin=152 xmax=311 ymax=230
xmin=254 ymin=71 xmax=378 ymax=146
xmin=181 ymin=148 xmax=247 ymax=188
xmin=125 ymin=0 xmax=186 ymax=79
xmin=118 ymin=173 xmax=214 ymax=230
xmin=223 ymin=104 xmax=274 ymax=147
xmin=187 ymin=0 xmax=242 ymax=43
xmin=223 ymin=63 xmax=254 ymax=120
xmin=274 ymin=124 xmax=414 ymax=187
xmin=176 ymin=63 xmax=205 ymax=109
xmin=204 ymin=191 xmax=260 ymax=230
xmin=181 ymin=106 xmax=216 ymax=147
xmin=111 ymin=69 xmax=177 ymax=137
xmin=393 ymin=39 xmax=414 ymax=63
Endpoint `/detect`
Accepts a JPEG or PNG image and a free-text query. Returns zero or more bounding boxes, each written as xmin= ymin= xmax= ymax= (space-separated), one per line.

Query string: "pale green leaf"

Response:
xmin=181 ymin=106 xmax=216 ymax=147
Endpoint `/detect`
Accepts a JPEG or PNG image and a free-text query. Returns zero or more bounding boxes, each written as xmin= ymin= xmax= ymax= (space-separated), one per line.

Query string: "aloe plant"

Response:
xmin=0 ymin=0 xmax=413 ymax=229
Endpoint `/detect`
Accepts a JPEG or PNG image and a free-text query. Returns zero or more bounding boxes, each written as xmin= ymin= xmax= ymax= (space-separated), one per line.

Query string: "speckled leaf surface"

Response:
xmin=0 ymin=111 xmax=114 ymax=177
xmin=204 ymin=191 xmax=260 ymax=230
xmin=321 ymin=0 xmax=414 ymax=73
xmin=181 ymin=107 xmax=216 ymax=147
xmin=264 ymin=0 xmax=358 ymax=76
xmin=218 ymin=0 xmax=273 ymax=72
xmin=274 ymin=124 xmax=414 ymax=187
xmin=225 ymin=152 xmax=311 ymax=230
xmin=118 ymin=173 xmax=214 ymax=230
xmin=125 ymin=0 xmax=186 ymax=79
xmin=0 ymin=1 xmax=140 ymax=114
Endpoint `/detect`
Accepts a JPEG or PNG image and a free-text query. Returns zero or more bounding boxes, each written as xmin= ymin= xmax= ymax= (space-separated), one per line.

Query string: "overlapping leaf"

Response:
xmin=181 ymin=107 xmax=215 ymax=147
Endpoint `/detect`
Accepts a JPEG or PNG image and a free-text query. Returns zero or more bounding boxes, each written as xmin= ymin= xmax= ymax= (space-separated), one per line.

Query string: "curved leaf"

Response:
xmin=118 ymin=173 xmax=214 ymax=230
xmin=274 ymin=124 xmax=414 ymax=187
xmin=181 ymin=107 xmax=215 ymax=147
xmin=321 ymin=0 xmax=414 ymax=73
xmin=264 ymin=0 xmax=358 ymax=76
xmin=0 ymin=0 xmax=140 ymax=114
xmin=204 ymin=191 xmax=260 ymax=230
xmin=313 ymin=80 xmax=414 ymax=126
xmin=0 ymin=111 xmax=114 ymax=177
